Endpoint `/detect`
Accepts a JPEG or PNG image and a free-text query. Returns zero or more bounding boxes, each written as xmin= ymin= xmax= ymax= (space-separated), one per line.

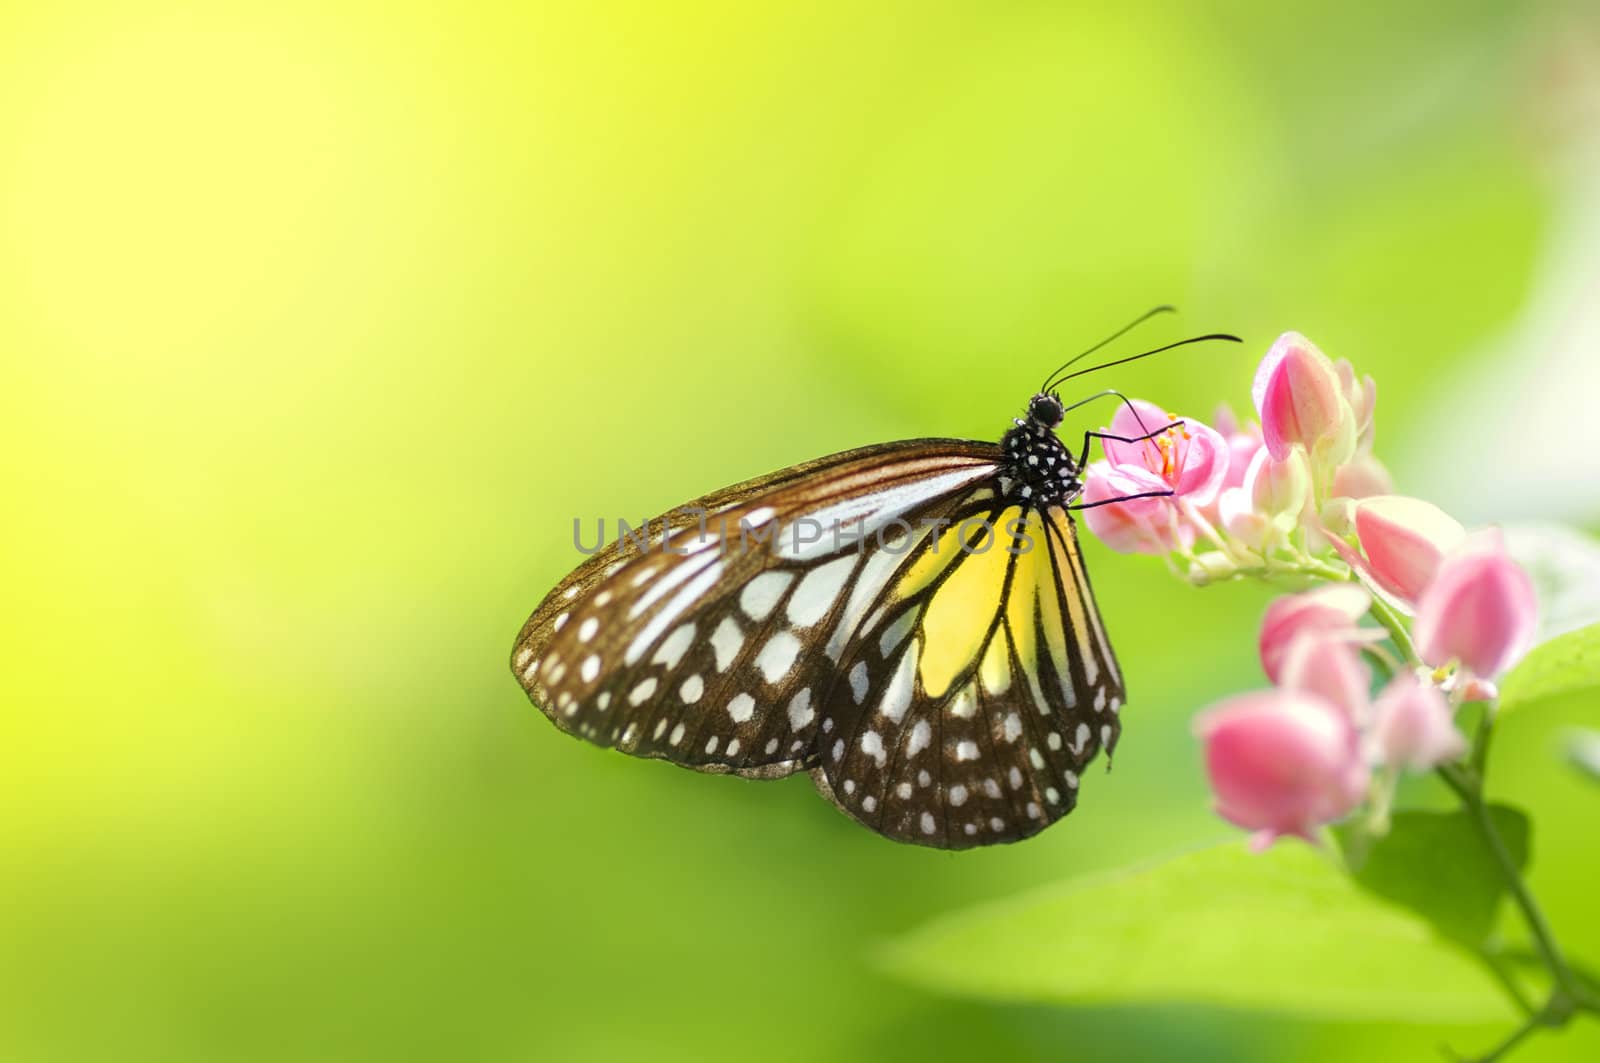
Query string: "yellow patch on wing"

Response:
xmin=918 ymin=511 xmax=1019 ymax=699
xmin=1045 ymin=506 xmax=1099 ymax=688
xmin=979 ymin=629 xmax=1011 ymax=696
xmin=1005 ymin=508 xmax=1042 ymax=669
xmin=893 ymin=519 xmax=969 ymax=601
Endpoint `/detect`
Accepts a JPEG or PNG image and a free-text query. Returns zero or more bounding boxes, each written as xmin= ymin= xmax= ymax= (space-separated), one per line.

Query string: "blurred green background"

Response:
xmin=4 ymin=2 xmax=1599 ymax=1060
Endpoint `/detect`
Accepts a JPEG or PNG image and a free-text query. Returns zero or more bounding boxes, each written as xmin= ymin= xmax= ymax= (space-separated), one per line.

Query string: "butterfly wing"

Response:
xmin=813 ymin=502 xmax=1126 ymax=848
xmin=511 ymin=440 xmax=1001 ymax=781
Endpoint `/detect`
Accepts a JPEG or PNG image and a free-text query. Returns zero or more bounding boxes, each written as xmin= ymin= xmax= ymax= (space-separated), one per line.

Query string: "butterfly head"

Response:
xmin=1026 ymin=392 xmax=1065 ymax=429
xmin=1001 ymin=392 xmax=1080 ymax=507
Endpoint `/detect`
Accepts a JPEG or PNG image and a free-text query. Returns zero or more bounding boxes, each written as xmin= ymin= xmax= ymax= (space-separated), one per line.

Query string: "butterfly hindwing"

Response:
xmin=813 ymin=503 xmax=1126 ymax=848
xmin=510 ymin=441 xmax=1000 ymax=780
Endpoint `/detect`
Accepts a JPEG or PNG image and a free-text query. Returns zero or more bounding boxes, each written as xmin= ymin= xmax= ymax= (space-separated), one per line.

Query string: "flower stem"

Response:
xmin=1439 ymin=761 xmax=1582 ymax=998
xmin=1362 ymin=589 xmax=1418 ymax=666
xmin=1436 ymin=756 xmax=1596 ymax=1058
xmin=1457 ymin=998 xmax=1558 ymax=1063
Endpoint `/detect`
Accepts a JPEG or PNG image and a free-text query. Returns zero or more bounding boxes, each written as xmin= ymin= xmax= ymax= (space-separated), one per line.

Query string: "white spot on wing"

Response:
xmin=877 ymin=643 xmax=916 ymax=723
xmin=679 ymin=674 xmax=704 ymax=703
xmin=629 ymin=678 xmax=658 ymax=706
xmin=878 ymin=610 xmax=917 ymax=657
xmin=754 ymin=630 xmax=802 ymax=684
xmin=711 ymin=617 xmax=745 ymax=672
xmin=860 ymin=730 xmax=886 ymax=766
xmin=739 ymin=571 xmax=793 ymax=622
xmin=787 ymin=688 xmax=813 ymax=730
xmin=787 ymin=555 xmax=854 ymax=627
xmin=652 ymin=623 xmax=696 ymax=670
xmin=727 ymin=692 xmax=755 ymax=723
xmin=956 ymin=740 xmax=978 ymax=762
xmin=907 ymin=720 xmax=932 ymax=757
xmin=849 ymin=661 xmax=869 ymax=704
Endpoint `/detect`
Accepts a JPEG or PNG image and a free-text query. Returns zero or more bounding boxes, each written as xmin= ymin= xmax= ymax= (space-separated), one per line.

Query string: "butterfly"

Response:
xmin=511 ymin=308 xmax=1239 ymax=848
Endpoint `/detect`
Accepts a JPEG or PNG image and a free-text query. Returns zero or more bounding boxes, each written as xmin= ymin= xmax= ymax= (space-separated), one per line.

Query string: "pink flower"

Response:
xmin=1212 ymin=403 xmax=1264 ymax=494
xmin=1195 ymin=689 xmax=1369 ymax=849
xmin=1258 ymin=584 xmax=1372 ymax=684
xmin=1413 ymin=530 xmax=1538 ymax=679
xmin=1080 ymin=461 xmax=1191 ymax=555
xmin=1353 ymin=496 xmax=1467 ymax=605
xmin=1252 ymin=332 xmax=1356 ymax=467
xmin=1370 ymin=672 xmax=1466 ymax=771
xmin=1099 ymin=400 xmax=1230 ymax=506
xmin=1279 ymin=630 xmax=1373 ymax=724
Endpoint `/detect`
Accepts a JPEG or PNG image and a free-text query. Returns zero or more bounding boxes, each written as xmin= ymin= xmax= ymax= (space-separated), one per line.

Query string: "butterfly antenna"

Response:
xmin=1040 ymin=305 xmax=1176 ymax=394
xmin=1051 ymin=332 xmax=1242 ymax=387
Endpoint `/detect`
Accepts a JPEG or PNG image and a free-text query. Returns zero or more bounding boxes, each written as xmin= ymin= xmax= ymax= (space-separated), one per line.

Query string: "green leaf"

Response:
xmin=879 ymin=842 xmax=1516 ymax=1024
xmin=1564 ymin=728 xmax=1600 ymax=784
xmin=1498 ymin=620 xmax=1600 ymax=714
xmin=1337 ymin=806 xmax=1529 ymax=948
xmin=1504 ymin=523 xmax=1600 ymax=645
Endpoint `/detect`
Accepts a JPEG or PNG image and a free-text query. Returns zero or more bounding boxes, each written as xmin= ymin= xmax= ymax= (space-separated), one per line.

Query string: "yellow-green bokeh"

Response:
xmin=3 ymin=2 xmax=1596 ymax=1061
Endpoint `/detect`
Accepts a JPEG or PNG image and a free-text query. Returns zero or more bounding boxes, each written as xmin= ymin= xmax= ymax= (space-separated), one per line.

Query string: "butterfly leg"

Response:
xmin=1068 ymin=488 xmax=1175 ymax=511
xmin=1067 ymin=411 xmax=1184 ymax=511
xmin=1074 ymin=422 xmax=1186 ymax=477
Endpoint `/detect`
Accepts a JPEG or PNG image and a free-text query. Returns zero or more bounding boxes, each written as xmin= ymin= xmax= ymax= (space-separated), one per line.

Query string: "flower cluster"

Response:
xmin=1082 ymin=332 xmax=1389 ymax=576
xmin=1084 ymin=332 xmax=1538 ymax=849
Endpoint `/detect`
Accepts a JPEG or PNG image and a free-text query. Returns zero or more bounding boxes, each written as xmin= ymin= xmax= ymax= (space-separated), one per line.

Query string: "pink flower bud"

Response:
xmin=1101 ymin=400 xmax=1230 ymax=506
xmin=1252 ymin=333 xmax=1354 ymax=463
xmin=1280 ymin=630 xmax=1373 ymax=724
xmin=1258 ymin=584 xmax=1371 ymax=684
xmin=1331 ymin=452 xmax=1392 ymax=501
xmin=1370 ymin=672 xmax=1465 ymax=771
xmin=1353 ymin=496 xmax=1466 ymax=605
xmin=1247 ymin=447 xmax=1311 ymax=524
xmin=1195 ymin=689 xmax=1369 ymax=849
xmin=1218 ymin=484 xmax=1268 ymax=549
xmin=1080 ymin=461 xmax=1190 ymax=555
xmin=1335 ymin=358 xmax=1378 ymax=452
xmin=1413 ymin=530 xmax=1538 ymax=679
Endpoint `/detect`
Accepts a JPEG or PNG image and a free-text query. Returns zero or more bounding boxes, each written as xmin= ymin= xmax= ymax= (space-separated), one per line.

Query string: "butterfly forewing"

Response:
xmin=814 ymin=503 xmax=1125 ymax=848
xmin=511 ymin=441 xmax=999 ymax=779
